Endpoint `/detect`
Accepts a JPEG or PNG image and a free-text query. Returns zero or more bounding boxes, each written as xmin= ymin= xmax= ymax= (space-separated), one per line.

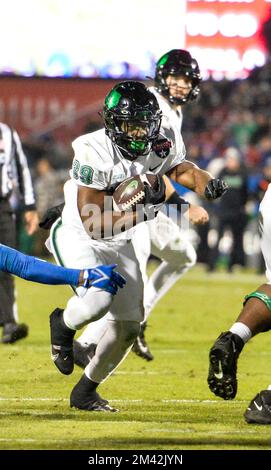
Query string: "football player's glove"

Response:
xmin=39 ymin=203 xmax=64 ymax=230
xmin=204 ymin=179 xmax=228 ymax=200
xmin=144 ymin=174 xmax=166 ymax=205
xmin=83 ymin=264 xmax=126 ymax=296
xmin=142 ymin=175 xmax=166 ymax=220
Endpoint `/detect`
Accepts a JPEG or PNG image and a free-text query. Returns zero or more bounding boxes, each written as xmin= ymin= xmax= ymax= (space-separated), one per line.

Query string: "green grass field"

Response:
xmin=1 ymin=265 xmax=271 ymax=450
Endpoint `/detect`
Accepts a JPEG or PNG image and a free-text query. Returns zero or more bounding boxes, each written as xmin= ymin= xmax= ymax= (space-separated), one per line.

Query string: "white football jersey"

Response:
xmin=62 ymin=124 xmax=186 ymax=241
xmin=259 ymin=183 xmax=271 ymax=283
xmin=149 ymin=87 xmax=183 ymax=132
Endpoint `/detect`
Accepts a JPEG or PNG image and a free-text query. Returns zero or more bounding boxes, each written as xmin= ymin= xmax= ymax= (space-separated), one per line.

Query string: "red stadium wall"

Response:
xmin=0 ymin=77 xmax=120 ymax=139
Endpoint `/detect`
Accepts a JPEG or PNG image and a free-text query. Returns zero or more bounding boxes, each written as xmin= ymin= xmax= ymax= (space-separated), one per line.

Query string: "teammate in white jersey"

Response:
xmin=132 ymin=49 xmax=208 ymax=358
xmin=49 ymin=81 xmax=227 ymax=412
xmin=207 ymin=183 xmax=271 ymax=424
xmin=74 ymin=50 xmax=209 ymax=364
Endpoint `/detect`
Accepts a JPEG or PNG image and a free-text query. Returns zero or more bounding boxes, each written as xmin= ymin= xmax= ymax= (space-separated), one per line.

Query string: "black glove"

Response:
xmin=144 ymin=174 xmax=166 ymax=205
xmin=204 ymin=179 xmax=228 ymax=200
xmin=39 ymin=203 xmax=65 ymax=230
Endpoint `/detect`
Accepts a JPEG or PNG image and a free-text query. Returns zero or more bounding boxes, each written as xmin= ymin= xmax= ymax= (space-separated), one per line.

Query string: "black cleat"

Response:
xmin=70 ymin=374 xmax=118 ymax=412
xmin=132 ymin=322 xmax=154 ymax=361
xmin=208 ymin=331 xmax=244 ymax=400
xmin=50 ymin=308 xmax=76 ymax=375
xmin=73 ymin=340 xmax=96 ymax=369
xmin=2 ymin=322 xmax=29 ymax=344
xmin=244 ymin=390 xmax=271 ymax=424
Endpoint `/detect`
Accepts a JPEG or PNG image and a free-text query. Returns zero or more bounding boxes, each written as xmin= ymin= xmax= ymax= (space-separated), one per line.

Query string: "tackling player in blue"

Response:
xmin=0 ymin=244 xmax=125 ymax=294
xmin=0 ymin=243 xmax=126 ymax=342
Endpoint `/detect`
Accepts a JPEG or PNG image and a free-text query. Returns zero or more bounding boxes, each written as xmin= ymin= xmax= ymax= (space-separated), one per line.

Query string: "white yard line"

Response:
xmin=145 ymin=429 xmax=261 ymax=435
xmin=0 ymin=397 xmax=247 ymax=404
xmin=0 ymin=438 xmax=103 ymax=443
xmin=6 ymin=346 xmax=271 ymax=356
xmin=3 ymin=346 xmax=189 ymax=353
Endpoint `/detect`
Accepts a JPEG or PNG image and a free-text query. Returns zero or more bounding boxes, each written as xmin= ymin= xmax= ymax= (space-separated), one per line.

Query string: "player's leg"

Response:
xmin=134 ymin=236 xmax=196 ymax=362
xmin=72 ymin=229 xmax=146 ymax=366
xmin=73 ymin=216 xmax=193 ymax=368
xmin=72 ymin=220 xmax=151 ymax=367
xmin=135 ymin=215 xmax=196 ymax=361
xmin=132 ymin=213 xmax=196 ymax=361
xmin=0 ymin=203 xmax=28 ymax=343
xmin=130 ymin=220 xmax=154 ymax=360
xmin=49 ymin=221 xmax=115 ymax=375
xmin=71 ymin=319 xmax=140 ymax=411
xmin=137 ymin=235 xmax=196 ymax=360
xmin=228 ymin=214 xmax=246 ymax=271
xmin=73 ymin=316 xmax=108 ymax=368
xmin=208 ymin=186 xmax=271 ymax=400
xmin=70 ymin=241 xmax=144 ymax=411
xmin=144 ymin=212 xmax=196 ymax=317
xmin=145 ymin=237 xmax=196 ymax=317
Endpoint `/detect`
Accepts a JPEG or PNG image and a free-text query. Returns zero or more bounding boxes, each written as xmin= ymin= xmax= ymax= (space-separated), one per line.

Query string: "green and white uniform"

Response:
xmin=76 ymin=94 xmax=196 ymax=349
xmin=51 ymin=125 xmax=184 ymax=321
xmin=50 ymin=124 xmax=184 ymax=383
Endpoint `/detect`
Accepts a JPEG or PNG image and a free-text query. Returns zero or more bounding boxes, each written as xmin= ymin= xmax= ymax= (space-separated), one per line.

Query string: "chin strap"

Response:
xmin=244 ymin=291 xmax=271 ymax=311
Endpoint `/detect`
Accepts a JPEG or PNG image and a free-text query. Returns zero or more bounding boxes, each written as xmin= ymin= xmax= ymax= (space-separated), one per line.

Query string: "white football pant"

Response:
xmin=77 ymin=211 xmax=196 ymax=347
xmin=50 ymin=219 xmax=143 ymax=383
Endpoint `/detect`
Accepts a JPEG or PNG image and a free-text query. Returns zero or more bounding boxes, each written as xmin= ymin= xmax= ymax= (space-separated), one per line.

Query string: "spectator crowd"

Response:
xmin=18 ymin=61 xmax=271 ymax=271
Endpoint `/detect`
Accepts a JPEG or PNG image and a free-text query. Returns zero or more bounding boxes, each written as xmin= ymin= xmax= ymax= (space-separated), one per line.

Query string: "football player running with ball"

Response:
xmin=49 ymin=80 xmax=227 ymax=412
xmin=74 ymin=50 xmax=210 ymax=364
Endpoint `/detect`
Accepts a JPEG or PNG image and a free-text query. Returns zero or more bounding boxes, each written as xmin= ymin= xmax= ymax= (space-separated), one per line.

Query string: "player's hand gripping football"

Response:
xmin=143 ymin=174 xmax=166 ymax=218
xmin=204 ymin=178 xmax=228 ymax=200
xmin=144 ymin=174 xmax=166 ymax=206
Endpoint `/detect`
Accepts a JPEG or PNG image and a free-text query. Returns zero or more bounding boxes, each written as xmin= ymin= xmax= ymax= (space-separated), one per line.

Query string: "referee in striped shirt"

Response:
xmin=0 ymin=122 xmax=39 ymax=343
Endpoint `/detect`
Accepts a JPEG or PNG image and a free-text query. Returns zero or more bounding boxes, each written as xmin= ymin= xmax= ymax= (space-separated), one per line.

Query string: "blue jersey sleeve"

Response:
xmin=0 ymin=244 xmax=80 ymax=286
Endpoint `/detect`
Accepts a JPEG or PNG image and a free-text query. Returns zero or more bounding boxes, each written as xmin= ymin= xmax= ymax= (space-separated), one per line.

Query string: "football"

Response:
xmin=113 ymin=174 xmax=159 ymax=211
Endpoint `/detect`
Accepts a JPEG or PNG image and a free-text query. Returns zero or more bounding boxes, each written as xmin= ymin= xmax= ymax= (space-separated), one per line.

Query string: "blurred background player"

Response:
xmin=73 ymin=49 xmax=210 ymax=364
xmin=207 ymin=181 xmax=271 ymax=424
xmin=48 ymin=81 xmax=226 ymax=412
xmin=207 ymin=147 xmax=248 ymax=273
xmin=0 ymin=123 xmax=39 ymax=344
xmin=133 ymin=49 xmax=209 ymax=357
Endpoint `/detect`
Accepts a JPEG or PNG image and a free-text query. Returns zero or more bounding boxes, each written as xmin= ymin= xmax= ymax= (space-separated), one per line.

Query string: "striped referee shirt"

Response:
xmin=0 ymin=122 xmax=36 ymax=210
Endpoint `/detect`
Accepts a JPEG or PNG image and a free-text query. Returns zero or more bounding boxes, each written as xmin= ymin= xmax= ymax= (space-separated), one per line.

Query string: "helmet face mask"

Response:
xmin=155 ymin=49 xmax=202 ymax=105
xmin=118 ymin=119 xmax=156 ymax=155
xmin=103 ymin=81 xmax=162 ymax=159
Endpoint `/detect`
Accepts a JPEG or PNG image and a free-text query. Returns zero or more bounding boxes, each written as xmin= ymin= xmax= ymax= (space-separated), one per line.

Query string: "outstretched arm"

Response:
xmin=167 ymin=161 xmax=227 ymax=200
xmin=0 ymin=244 xmax=125 ymax=295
